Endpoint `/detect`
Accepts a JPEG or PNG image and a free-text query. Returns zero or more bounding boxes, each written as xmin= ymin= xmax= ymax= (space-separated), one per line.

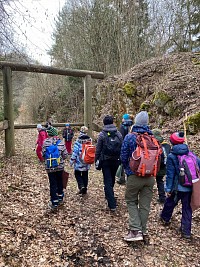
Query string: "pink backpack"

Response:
xmin=178 ymin=152 xmax=200 ymax=186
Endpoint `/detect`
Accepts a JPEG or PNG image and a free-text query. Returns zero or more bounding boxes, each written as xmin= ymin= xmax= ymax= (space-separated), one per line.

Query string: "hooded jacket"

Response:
xmin=95 ymin=124 xmax=123 ymax=161
xmin=120 ymin=125 xmax=153 ymax=176
xmin=70 ymin=133 xmax=92 ymax=171
xmin=119 ymin=119 xmax=133 ymax=139
xmin=165 ymin=144 xmax=200 ymax=193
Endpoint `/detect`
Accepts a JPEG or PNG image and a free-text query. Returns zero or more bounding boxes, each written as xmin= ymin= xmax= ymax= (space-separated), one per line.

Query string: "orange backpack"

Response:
xmin=81 ymin=142 xmax=96 ymax=164
xmin=129 ymin=132 xmax=162 ymax=177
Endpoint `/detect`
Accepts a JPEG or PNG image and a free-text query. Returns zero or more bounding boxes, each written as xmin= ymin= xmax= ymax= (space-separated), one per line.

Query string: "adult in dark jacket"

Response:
xmin=121 ymin=111 xmax=155 ymax=242
xmin=95 ymin=115 xmax=123 ymax=211
xmin=62 ymin=123 xmax=74 ymax=154
xmin=160 ymin=132 xmax=200 ymax=239
xmin=152 ymin=129 xmax=171 ymax=203
xmin=117 ymin=114 xmax=133 ymax=185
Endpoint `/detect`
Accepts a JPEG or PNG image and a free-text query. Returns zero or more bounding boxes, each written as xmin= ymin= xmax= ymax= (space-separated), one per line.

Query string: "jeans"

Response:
xmin=102 ymin=159 xmax=120 ymax=209
xmin=156 ymin=175 xmax=166 ymax=202
xmin=48 ymin=171 xmax=63 ymax=204
xmin=125 ymin=174 xmax=155 ymax=233
xmin=161 ymin=191 xmax=192 ymax=235
xmin=75 ymin=170 xmax=88 ymax=192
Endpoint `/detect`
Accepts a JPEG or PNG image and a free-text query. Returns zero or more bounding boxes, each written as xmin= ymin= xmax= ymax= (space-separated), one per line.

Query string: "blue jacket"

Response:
xmin=165 ymin=144 xmax=200 ymax=193
xmin=120 ymin=125 xmax=153 ymax=176
xmin=70 ymin=133 xmax=91 ymax=171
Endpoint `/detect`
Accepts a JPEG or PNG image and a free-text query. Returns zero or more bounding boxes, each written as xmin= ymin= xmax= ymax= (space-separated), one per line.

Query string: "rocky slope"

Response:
xmin=93 ymin=52 xmax=200 ymax=136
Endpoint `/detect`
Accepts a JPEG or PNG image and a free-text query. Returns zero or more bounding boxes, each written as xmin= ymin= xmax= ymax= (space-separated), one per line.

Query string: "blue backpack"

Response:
xmin=45 ymin=140 xmax=61 ymax=168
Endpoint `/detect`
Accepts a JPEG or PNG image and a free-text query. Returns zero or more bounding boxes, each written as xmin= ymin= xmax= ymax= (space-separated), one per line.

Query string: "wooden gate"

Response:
xmin=0 ymin=61 xmax=104 ymax=156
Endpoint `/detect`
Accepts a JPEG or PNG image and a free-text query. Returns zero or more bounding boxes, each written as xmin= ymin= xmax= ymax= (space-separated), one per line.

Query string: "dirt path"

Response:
xmin=0 ymin=128 xmax=200 ymax=267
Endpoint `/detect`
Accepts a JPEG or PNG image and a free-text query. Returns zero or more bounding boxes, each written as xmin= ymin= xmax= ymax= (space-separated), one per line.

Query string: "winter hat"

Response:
xmin=103 ymin=115 xmax=113 ymax=125
xmin=80 ymin=126 xmax=88 ymax=133
xmin=37 ymin=124 xmax=42 ymax=129
xmin=47 ymin=127 xmax=58 ymax=137
xmin=152 ymin=128 xmax=164 ymax=143
xmin=170 ymin=132 xmax=185 ymax=145
xmin=134 ymin=111 xmax=149 ymax=126
xmin=123 ymin=114 xmax=130 ymax=120
xmin=65 ymin=123 xmax=70 ymax=126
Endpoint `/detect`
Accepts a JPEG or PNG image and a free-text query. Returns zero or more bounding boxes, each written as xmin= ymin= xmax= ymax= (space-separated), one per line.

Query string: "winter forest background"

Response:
xmin=0 ymin=0 xmax=200 ymax=123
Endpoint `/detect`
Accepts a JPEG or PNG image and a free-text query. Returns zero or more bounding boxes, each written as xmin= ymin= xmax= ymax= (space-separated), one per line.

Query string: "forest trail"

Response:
xmin=0 ymin=128 xmax=200 ymax=267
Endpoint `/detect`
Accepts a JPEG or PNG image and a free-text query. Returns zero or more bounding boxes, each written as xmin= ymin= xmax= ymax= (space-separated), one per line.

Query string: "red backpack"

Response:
xmin=129 ymin=132 xmax=162 ymax=177
xmin=81 ymin=142 xmax=96 ymax=164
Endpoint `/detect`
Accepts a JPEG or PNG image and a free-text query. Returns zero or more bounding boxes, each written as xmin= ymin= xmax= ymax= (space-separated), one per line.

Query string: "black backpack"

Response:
xmin=103 ymin=131 xmax=122 ymax=159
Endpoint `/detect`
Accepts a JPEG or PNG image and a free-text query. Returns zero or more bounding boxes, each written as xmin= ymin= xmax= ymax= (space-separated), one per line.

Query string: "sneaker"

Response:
xmin=58 ymin=193 xmax=64 ymax=205
xmin=178 ymin=227 xmax=191 ymax=240
xmin=110 ymin=208 xmax=116 ymax=212
xmin=48 ymin=201 xmax=58 ymax=211
xmin=124 ymin=230 xmax=143 ymax=241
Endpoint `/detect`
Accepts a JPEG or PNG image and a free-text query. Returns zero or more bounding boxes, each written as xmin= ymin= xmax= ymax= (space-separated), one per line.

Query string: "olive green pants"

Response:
xmin=125 ymin=174 xmax=155 ymax=233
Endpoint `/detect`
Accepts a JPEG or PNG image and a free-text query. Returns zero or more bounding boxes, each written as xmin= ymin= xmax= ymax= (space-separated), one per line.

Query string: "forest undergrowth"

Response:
xmin=0 ymin=129 xmax=200 ymax=267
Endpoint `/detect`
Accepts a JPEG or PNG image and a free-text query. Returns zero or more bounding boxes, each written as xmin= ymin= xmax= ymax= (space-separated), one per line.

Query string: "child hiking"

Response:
xmin=35 ymin=124 xmax=48 ymax=162
xmin=152 ymin=129 xmax=171 ymax=203
xmin=160 ymin=131 xmax=200 ymax=239
xmin=117 ymin=113 xmax=133 ymax=185
xmin=42 ymin=127 xmax=68 ymax=210
xmin=62 ymin=123 xmax=74 ymax=154
xmin=70 ymin=126 xmax=93 ymax=195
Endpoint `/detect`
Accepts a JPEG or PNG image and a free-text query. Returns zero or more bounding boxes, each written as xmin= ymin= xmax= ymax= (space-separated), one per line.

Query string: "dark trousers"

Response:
xmin=48 ymin=171 xmax=63 ymax=204
xmin=75 ymin=170 xmax=88 ymax=192
xmin=161 ymin=191 xmax=192 ymax=235
xmin=102 ymin=159 xmax=120 ymax=209
xmin=156 ymin=175 xmax=166 ymax=202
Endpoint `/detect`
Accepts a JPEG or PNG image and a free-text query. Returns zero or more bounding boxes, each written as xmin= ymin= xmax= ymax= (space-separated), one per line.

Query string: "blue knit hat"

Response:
xmin=134 ymin=111 xmax=149 ymax=126
xmin=65 ymin=123 xmax=70 ymax=126
xmin=123 ymin=114 xmax=130 ymax=120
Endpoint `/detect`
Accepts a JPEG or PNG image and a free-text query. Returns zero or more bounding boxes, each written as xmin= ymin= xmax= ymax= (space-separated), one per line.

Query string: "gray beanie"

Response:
xmin=134 ymin=111 xmax=149 ymax=126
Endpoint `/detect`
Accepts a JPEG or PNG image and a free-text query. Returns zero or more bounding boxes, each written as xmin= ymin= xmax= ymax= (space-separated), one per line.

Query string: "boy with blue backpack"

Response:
xmin=160 ymin=131 xmax=200 ymax=239
xmin=42 ymin=127 xmax=68 ymax=210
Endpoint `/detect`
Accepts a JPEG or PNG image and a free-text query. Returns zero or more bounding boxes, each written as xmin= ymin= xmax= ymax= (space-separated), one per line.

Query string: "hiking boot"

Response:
xmin=178 ymin=227 xmax=191 ymax=240
xmin=124 ymin=230 xmax=143 ymax=241
xmin=110 ymin=208 xmax=116 ymax=212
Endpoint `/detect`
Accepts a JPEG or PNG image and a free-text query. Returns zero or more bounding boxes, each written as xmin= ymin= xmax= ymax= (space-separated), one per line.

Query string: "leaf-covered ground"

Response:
xmin=0 ymin=129 xmax=200 ymax=267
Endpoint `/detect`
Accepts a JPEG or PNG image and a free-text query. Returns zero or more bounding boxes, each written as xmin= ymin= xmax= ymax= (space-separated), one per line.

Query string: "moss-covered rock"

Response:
xmin=185 ymin=112 xmax=200 ymax=134
xmin=153 ymin=91 xmax=172 ymax=108
xmin=163 ymin=101 xmax=174 ymax=115
xmin=139 ymin=101 xmax=150 ymax=111
xmin=123 ymin=82 xmax=137 ymax=96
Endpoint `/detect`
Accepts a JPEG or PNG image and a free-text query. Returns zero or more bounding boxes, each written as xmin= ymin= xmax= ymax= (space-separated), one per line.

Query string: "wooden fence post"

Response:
xmin=3 ymin=67 xmax=15 ymax=156
xmin=84 ymin=75 xmax=92 ymax=138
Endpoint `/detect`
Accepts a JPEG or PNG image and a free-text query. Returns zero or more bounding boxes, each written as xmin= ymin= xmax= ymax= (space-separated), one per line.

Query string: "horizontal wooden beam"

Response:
xmin=0 ymin=120 xmax=9 ymax=131
xmin=0 ymin=61 xmax=105 ymax=79
xmin=0 ymin=121 xmax=102 ymax=132
xmin=13 ymin=122 xmax=84 ymax=129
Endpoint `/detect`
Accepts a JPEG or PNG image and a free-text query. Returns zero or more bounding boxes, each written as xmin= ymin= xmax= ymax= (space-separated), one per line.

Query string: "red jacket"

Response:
xmin=36 ymin=129 xmax=48 ymax=147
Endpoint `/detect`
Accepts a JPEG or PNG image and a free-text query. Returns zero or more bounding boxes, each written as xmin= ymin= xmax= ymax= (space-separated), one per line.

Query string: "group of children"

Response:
xmin=35 ymin=112 xmax=200 ymax=241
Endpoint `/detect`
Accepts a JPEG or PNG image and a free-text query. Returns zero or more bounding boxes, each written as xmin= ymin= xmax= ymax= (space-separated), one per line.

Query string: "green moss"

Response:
xmin=185 ymin=112 xmax=200 ymax=134
xmin=153 ymin=91 xmax=172 ymax=108
xmin=139 ymin=101 xmax=150 ymax=111
xmin=123 ymin=82 xmax=137 ymax=96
